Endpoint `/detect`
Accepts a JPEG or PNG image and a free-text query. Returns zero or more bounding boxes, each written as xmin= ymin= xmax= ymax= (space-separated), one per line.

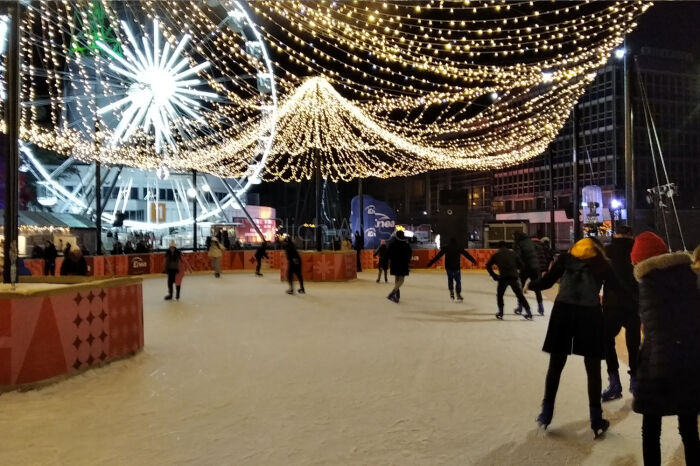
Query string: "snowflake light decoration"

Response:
xmin=97 ymin=19 xmax=218 ymax=153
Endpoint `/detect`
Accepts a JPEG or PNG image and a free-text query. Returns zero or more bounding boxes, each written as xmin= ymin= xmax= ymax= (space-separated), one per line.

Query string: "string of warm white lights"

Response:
xmin=0 ymin=0 xmax=650 ymax=182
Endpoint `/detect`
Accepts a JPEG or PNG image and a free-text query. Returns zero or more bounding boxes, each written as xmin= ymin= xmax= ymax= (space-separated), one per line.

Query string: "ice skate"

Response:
xmin=590 ymin=407 xmax=610 ymax=439
xmin=495 ymin=312 xmax=503 ymax=320
xmin=601 ymin=372 xmax=623 ymax=402
xmin=537 ymin=302 xmax=545 ymax=316
xmin=298 ymin=288 xmax=305 ymax=294
xmin=164 ymin=295 xmax=172 ymax=301
xmin=376 ymin=278 xmax=380 ymax=283
xmin=629 ymin=374 xmax=638 ymax=395
xmin=449 ymin=291 xmax=455 ymax=300
xmin=387 ymin=290 xmax=399 ymax=303
xmin=514 ymin=305 xmax=522 ymax=315
xmin=286 ymin=289 xmax=294 ymax=295
xmin=456 ymin=294 xmax=463 ymax=302
xmin=536 ymin=401 xmax=554 ymax=430
xmin=255 ymin=272 xmax=263 ymax=277
xmin=523 ymin=309 xmax=533 ymax=320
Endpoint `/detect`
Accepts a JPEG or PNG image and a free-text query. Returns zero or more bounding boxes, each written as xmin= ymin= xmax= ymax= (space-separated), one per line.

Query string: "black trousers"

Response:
xmin=288 ymin=262 xmax=304 ymax=290
xmin=603 ymin=309 xmax=641 ymax=376
xmin=519 ymin=267 xmax=543 ymax=304
xmin=642 ymin=413 xmax=699 ymax=466
xmin=44 ymin=260 xmax=55 ymax=276
xmin=356 ymin=249 xmax=362 ymax=272
xmin=496 ymin=278 xmax=530 ymax=311
xmin=255 ymin=258 xmax=262 ymax=274
xmin=166 ymin=270 xmax=177 ymax=296
xmin=543 ymin=352 xmax=602 ymax=412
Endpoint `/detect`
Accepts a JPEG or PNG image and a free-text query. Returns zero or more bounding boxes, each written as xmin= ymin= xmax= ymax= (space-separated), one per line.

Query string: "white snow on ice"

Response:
xmin=0 ymin=270 xmax=692 ymax=465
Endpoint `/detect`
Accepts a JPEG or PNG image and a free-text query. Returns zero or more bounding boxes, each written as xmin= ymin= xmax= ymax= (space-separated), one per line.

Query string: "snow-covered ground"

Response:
xmin=0 ymin=270 xmax=691 ymax=465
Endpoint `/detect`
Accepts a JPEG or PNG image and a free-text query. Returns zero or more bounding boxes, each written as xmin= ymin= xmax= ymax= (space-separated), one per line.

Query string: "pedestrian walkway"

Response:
xmin=0 ymin=271 xmax=687 ymax=465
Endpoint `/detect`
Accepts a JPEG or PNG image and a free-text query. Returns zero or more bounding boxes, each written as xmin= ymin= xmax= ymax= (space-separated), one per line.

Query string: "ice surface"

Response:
xmin=0 ymin=270 xmax=690 ymax=465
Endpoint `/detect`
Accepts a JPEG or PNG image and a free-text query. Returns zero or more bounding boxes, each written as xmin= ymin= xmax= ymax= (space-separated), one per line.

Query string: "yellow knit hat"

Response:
xmin=569 ymin=238 xmax=599 ymax=260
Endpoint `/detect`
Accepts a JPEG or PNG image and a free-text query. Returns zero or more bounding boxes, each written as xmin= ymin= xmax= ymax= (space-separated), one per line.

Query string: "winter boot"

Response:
xmin=590 ymin=406 xmax=610 ymax=439
xmin=629 ymin=373 xmax=638 ymax=395
xmin=450 ymin=290 xmax=455 ymax=300
xmin=514 ymin=304 xmax=523 ymax=315
xmin=601 ymin=372 xmax=623 ymax=402
xmin=536 ymin=400 xmax=554 ymax=429
xmin=537 ymin=302 xmax=545 ymax=316
xmin=496 ymin=307 xmax=504 ymax=320
xmin=176 ymin=286 xmax=181 ymax=301
xmin=456 ymin=293 xmax=463 ymax=301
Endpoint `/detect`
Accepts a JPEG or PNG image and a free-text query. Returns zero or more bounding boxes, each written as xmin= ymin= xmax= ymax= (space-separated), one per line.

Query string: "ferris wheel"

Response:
xmin=7 ymin=0 xmax=277 ymax=230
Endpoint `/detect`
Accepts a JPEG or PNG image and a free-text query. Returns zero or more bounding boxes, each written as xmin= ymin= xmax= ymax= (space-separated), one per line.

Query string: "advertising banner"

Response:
xmin=127 ymin=254 xmax=151 ymax=275
xmin=350 ymin=195 xmax=397 ymax=250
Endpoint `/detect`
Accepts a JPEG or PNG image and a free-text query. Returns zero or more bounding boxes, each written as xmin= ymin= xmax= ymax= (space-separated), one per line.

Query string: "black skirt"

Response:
xmin=542 ymin=302 xmax=604 ymax=359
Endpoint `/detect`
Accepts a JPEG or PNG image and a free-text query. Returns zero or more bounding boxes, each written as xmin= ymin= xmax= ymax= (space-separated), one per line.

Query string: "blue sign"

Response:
xmin=350 ymin=195 xmax=397 ymax=250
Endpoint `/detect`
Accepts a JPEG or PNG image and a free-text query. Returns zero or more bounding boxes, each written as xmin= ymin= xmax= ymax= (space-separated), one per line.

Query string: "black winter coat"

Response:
xmin=485 ymin=248 xmax=521 ymax=280
xmin=514 ymin=236 xmax=539 ymax=271
xmin=427 ymin=244 xmax=476 ymax=270
xmin=164 ymin=249 xmax=181 ymax=272
xmin=602 ymin=237 xmax=638 ymax=313
xmin=387 ymin=237 xmax=412 ymax=276
xmin=534 ymin=241 xmax=554 ymax=273
xmin=60 ymin=254 xmax=88 ymax=276
xmin=373 ymin=244 xmax=389 ymax=269
xmin=632 ymin=252 xmax=700 ymax=416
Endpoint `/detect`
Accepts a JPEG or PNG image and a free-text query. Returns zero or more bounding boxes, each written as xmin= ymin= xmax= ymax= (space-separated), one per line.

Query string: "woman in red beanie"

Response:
xmin=631 ymin=232 xmax=700 ymax=465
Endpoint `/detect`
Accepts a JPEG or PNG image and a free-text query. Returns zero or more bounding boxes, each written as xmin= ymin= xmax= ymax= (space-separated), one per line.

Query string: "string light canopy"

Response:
xmin=1 ymin=0 xmax=650 ymax=181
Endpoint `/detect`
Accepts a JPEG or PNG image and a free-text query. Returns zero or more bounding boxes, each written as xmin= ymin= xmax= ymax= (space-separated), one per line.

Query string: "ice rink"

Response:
xmin=0 ymin=269 xmax=691 ymax=465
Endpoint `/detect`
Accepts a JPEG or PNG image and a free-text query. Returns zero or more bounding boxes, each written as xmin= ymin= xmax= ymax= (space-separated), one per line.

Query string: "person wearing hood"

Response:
xmin=529 ymin=237 xmax=621 ymax=438
xmin=630 ymin=232 xmax=700 ymax=466
xmin=254 ymin=240 xmax=269 ymax=277
xmin=600 ymin=225 xmax=640 ymax=402
xmin=514 ymin=231 xmax=545 ymax=315
xmin=386 ymin=230 xmax=412 ymax=303
xmin=427 ymin=237 xmax=477 ymax=301
xmin=164 ymin=240 xmax=182 ymax=300
xmin=208 ymin=237 xmax=225 ymax=278
xmin=284 ymin=236 xmax=305 ymax=295
xmin=60 ymin=245 xmax=88 ymax=276
xmin=373 ymin=239 xmax=389 ymax=283
xmin=486 ymin=241 xmax=532 ymax=319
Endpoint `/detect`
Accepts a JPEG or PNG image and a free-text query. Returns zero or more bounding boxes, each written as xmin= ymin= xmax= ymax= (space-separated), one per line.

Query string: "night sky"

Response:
xmin=630 ymin=1 xmax=700 ymax=54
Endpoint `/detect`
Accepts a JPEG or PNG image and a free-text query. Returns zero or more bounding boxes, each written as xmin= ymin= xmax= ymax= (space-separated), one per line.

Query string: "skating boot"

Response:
xmin=450 ymin=291 xmax=455 ymax=300
xmin=629 ymin=373 xmax=638 ymax=395
xmin=537 ymin=302 xmax=545 ymax=316
xmin=387 ymin=290 xmax=398 ymax=303
xmin=286 ymin=289 xmax=294 ymax=295
xmin=514 ymin=304 xmax=523 ymax=315
xmin=456 ymin=294 xmax=464 ymax=302
xmin=376 ymin=278 xmax=380 ymax=283
xmin=601 ymin=372 xmax=623 ymax=402
xmin=590 ymin=406 xmax=610 ymax=439
xmin=536 ymin=401 xmax=554 ymax=429
xmin=298 ymin=288 xmax=305 ymax=294
xmin=256 ymin=272 xmax=263 ymax=277
xmin=164 ymin=294 xmax=172 ymax=301
xmin=495 ymin=307 xmax=504 ymax=320
xmin=523 ymin=308 xmax=533 ymax=320
xmin=396 ymin=289 xmax=400 ymax=300
xmin=176 ymin=286 xmax=181 ymax=301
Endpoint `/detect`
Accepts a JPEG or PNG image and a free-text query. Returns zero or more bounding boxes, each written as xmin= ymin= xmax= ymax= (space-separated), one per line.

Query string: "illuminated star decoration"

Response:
xmin=96 ymin=18 xmax=218 ymax=154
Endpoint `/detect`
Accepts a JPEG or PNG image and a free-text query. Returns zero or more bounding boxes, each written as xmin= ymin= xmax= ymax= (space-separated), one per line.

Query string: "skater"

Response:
xmin=163 ymin=240 xmax=182 ymax=300
xmin=514 ymin=231 xmax=545 ymax=315
xmin=600 ymin=225 xmax=640 ymax=402
xmin=534 ymin=237 xmax=555 ymax=275
xmin=43 ymin=240 xmax=57 ymax=276
xmin=173 ymin=253 xmax=191 ymax=301
xmin=60 ymin=245 xmax=88 ymax=276
xmin=208 ymin=237 xmax=224 ymax=277
xmin=354 ymin=231 xmax=364 ymax=272
xmin=426 ymin=237 xmax=477 ymax=301
xmin=528 ymin=238 xmax=620 ymax=438
xmin=254 ymin=240 xmax=269 ymax=276
xmin=386 ymin=230 xmax=412 ymax=303
xmin=373 ymin=239 xmax=389 ymax=283
xmin=284 ymin=236 xmax=305 ymax=294
xmin=630 ymin=232 xmax=700 ymax=466
xmin=486 ymin=241 xmax=532 ymax=319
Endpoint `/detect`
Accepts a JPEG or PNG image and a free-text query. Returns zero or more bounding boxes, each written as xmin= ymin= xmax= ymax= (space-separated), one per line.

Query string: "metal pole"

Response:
xmin=572 ymin=107 xmax=580 ymax=242
xmin=624 ymin=51 xmax=635 ymax=231
xmin=358 ymin=178 xmax=363 ymax=240
xmin=221 ymin=179 xmax=265 ymax=240
xmin=101 ymin=166 xmax=123 ymax=212
xmin=3 ymin=3 xmax=20 ymax=283
xmin=95 ymin=161 xmax=102 ymax=255
xmin=549 ymin=148 xmax=556 ymax=244
xmin=192 ymin=170 xmax=197 ymax=251
xmin=315 ymin=148 xmax=322 ymax=251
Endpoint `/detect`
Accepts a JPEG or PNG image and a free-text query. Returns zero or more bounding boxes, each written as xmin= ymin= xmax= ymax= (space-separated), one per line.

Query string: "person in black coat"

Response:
xmin=600 ymin=225 xmax=640 ymax=402
xmin=43 ymin=241 xmax=58 ymax=275
xmin=386 ymin=230 xmax=412 ymax=303
xmin=529 ymin=238 xmax=620 ymax=438
xmin=354 ymin=231 xmax=364 ymax=272
xmin=163 ymin=240 xmax=182 ymax=300
xmin=514 ymin=232 xmax=545 ymax=315
xmin=486 ymin=241 xmax=532 ymax=319
xmin=60 ymin=246 xmax=88 ymax=276
xmin=629 ymin=232 xmax=700 ymax=466
xmin=373 ymin=240 xmax=389 ymax=283
xmin=284 ymin=237 xmax=305 ymax=294
xmin=254 ymin=240 xmax=269 ymax=276
xmin=427 ymin=237 xmax=476 ymax=301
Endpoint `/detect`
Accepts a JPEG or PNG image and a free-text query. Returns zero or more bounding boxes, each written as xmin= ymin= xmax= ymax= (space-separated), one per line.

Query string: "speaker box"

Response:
xmin=438 ymin=190 xmax=467 ymax=248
